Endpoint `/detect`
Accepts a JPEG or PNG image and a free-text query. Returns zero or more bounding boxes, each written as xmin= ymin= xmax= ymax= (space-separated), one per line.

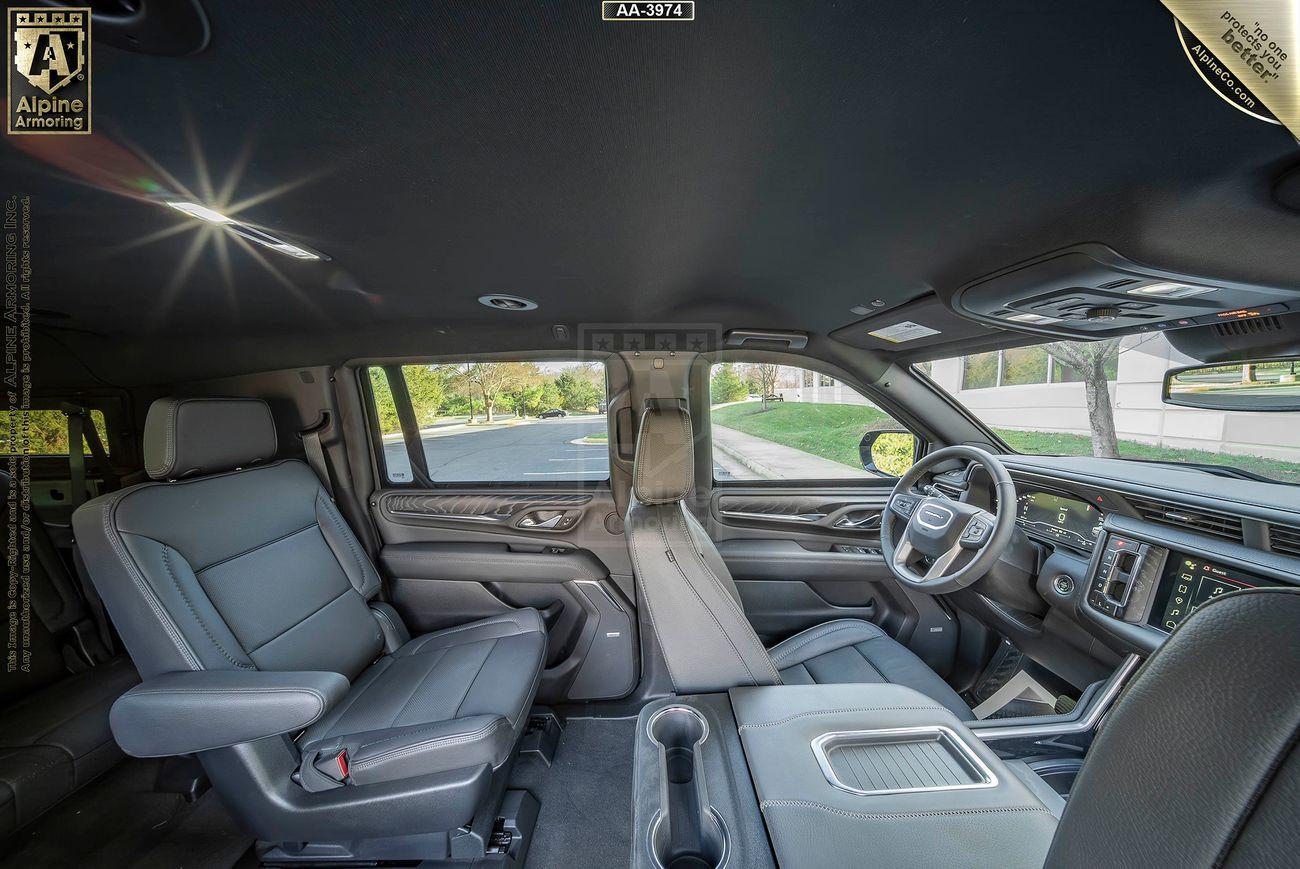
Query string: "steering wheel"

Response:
xmin=879 ymin=445 xmax=1017 ymax=593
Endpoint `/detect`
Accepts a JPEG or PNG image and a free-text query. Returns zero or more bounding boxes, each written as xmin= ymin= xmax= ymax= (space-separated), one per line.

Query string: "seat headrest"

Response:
xmin=633 ymin=401 xmax=694 ymax=504
xmin=144 ymin=398 xmax=278 ymax=480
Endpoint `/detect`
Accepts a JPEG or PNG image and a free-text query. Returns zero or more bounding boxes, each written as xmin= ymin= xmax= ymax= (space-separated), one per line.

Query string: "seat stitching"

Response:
xmin=193 ymin=522 xmax=318 ymax=574
xmin=769 ymin=622 xmax=881 ymax=664
xmin=101 ymin=493 xmax=201 ymax=670
xmin=759 ymin=800 xmax=1053 ymax=821
xmin=385 ymin=644 xmax=453 ymax=726
xmin=404 ymin=615 xmax=532 ymax=652
xmin=317 ymin=493 xmax=373 ymax=593
xmin=627 ymin=512 xmax=681 ymax=692
xmin=312 ymin=657 xmax=392 ymax=735
xmin=451 ymin=639 xmax=498 ymax=720
xmin=850 ymin=642 xmax=888 ymax=682
xmin=737 ymin=705 xmax=942 ymax=729
xmin=351 ymin=717 xmax=509 ymax=769
xmin=246 ymin=588 xmax=351 ymax=655
xmin=160 ymin=545 xmax=254 ymax=669
xmin=670 ymin=507 xmax=782 ymax=683
xmin=652 ymin=506 xmax=763 ymax=685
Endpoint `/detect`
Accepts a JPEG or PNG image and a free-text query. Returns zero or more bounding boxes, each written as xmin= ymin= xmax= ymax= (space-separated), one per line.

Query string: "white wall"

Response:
xmin=927 ymin=335 xmax=1300 ymax=462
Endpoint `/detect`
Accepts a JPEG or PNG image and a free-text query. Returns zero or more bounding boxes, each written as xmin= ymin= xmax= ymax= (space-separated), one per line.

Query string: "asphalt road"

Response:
xmin=382 ymin=414 xmax=739 ymax=483
xmin=383 ymin=416 xmax=610 ymax=482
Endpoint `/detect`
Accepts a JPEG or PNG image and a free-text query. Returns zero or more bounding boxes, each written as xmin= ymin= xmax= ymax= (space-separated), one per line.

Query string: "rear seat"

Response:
xmin=0 ymin=470 xmax=139 ymax=838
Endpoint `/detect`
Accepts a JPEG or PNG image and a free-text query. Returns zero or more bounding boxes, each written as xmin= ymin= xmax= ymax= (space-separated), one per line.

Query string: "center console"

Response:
xmin=630 ymin=684 xmax=1065 ymax=869
xmin=1080 ymin=517 xmax=1300 ymax=653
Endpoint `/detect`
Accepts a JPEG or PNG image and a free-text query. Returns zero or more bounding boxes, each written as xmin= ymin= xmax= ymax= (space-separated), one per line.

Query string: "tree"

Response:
xmin=502 ymin=363 xmax=545 ymax=418
xmin=454 ymin=363 xmax=516 ymax=423
xmin=748 ymin=363 xmax=781 ymax=411
xmin=1046 ymin=339 xmax=1122 ymax=458
xmin=555 ymin=370 xmax=603 ymax=412
xmin=404 ymin=364 xmax=448 ymax=428
xmin=710 ymin=364 xmax=747 ymax=404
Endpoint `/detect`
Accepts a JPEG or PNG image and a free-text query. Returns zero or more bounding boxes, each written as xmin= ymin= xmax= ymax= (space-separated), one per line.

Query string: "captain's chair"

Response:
xmin=73 ymin=398 xmax=547 ymax=861
xmin=625 ymin=400 xmax=971 ymax=718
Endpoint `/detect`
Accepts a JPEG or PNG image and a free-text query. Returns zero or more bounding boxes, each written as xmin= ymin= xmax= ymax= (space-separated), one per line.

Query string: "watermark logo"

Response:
xmin=8 ymin=7 xmax=91 ymax=134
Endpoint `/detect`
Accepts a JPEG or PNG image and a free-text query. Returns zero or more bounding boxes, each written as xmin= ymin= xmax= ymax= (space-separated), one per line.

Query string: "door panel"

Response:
xmin=371 ymin=488 xmax=637 ymax=702
xmin=708 ymin=486 xmax=959 ymax=678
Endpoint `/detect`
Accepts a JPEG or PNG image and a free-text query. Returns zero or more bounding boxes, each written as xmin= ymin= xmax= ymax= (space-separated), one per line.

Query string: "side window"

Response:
xmin=709 ymin=362 xmax=916 ymax=481
xmin=368 ymin=361 xmax=610 ymax=484
xmin=0 ymin=409 xmax=109 ymax=456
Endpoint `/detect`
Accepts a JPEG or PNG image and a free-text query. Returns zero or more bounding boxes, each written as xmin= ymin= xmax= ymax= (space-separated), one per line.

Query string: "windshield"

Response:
xmin=915 ymin=334 xmax=1300 ymax=486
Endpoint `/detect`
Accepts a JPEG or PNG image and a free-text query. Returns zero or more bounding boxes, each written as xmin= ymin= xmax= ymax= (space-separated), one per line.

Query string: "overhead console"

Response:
xmin=951 ymin=243 xmax=1300 ymax=342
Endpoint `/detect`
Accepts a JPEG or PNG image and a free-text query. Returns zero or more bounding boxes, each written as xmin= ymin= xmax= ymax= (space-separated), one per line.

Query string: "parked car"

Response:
xmin=539 ymin=408 xmax=567 ymax=418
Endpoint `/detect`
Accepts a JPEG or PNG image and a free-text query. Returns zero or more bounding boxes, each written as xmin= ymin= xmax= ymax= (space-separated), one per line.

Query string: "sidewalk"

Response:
xmin=712 ymin=425 xmax=874 ymax=480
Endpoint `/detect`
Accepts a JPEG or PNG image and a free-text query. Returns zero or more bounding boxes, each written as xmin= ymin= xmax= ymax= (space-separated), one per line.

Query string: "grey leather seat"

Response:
xmin=72 ymin=398 xmax=546 ymax=851
xmin=0 ymin=470 xmax=139 ymax=836
xmin=626 ymin=401 xmax=971 ymax=719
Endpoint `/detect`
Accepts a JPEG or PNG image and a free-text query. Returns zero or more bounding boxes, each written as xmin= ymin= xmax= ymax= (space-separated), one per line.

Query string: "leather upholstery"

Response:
xmin=1045 ymin=588 xmax=1300 ymax=869
xmin=0 ymin=470 xmax=139 ymax=836
xmin=110 ymin=670 xmax=351 ymax=757
xmin=769 ymin=618 xmax=974 ymax=720
xmin=143 ymin=397 xmax=277 ymax=479
xmin=627 ymin=495 xmax=781 ymax=692
xmin=625 ymin=404 xmax=971 ymax=716
xmin=0 ymin=656 xmax=138 ymax=836
xmin=731 ymin=683 xmax=1058 ymax=869
xmin=75 ymin=397 xmax=547 ymax=815
xmin=631 ymin=401 xmax=693 ymax=504
xmin=299 ymin=610 xmax=546 ymax=787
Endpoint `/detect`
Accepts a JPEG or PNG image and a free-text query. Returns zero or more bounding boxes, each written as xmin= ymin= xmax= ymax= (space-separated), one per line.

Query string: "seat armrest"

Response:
xmin=110 ymin=670 xmax=350 ymax=757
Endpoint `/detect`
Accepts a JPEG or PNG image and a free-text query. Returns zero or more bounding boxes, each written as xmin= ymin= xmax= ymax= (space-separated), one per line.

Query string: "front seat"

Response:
xmin=625 ymin=400 xmax=970 ymax=719
xmin=72 ymin=398 xmax=546 ymax=860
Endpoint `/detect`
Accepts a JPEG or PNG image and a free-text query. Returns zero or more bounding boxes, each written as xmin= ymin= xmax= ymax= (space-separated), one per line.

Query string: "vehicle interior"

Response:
xmin=2 ymin=2 xmax=1299 ymax=868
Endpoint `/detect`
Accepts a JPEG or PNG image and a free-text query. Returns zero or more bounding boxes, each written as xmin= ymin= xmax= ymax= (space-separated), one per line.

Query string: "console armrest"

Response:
xmin=730 ymin=683 xmax=1059 ymax=869
xmin=110 ymin=670 xmax=350 ymax=757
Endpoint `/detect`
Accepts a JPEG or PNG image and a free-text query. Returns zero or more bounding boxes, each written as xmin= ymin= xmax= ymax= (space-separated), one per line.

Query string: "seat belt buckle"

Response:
xmin=312 ymin=748 xmax=351 ymax=785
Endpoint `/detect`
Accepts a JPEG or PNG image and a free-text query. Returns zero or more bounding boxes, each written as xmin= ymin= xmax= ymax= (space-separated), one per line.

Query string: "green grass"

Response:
xmin=709 ymin=402 xmax=1300 ymax=485
xmin=995 ymin=429 xmax=1300 ymax=486
xmin=711 ymin=402 xmax=891 ymax=468
xmin=581 ymin=433 xmax=608 ymax=444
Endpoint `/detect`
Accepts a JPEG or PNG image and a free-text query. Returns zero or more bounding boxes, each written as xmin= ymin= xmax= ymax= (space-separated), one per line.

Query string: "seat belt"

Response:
xmin=300 ymin=415 xmax=335 ymax=498
xmin=63 ymin=407 xmax=115 ymax=657
xmin=66 ymin=410 xmax=86 ymax=508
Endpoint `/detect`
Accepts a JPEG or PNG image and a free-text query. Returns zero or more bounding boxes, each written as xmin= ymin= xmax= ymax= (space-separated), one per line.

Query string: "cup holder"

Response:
xmin=647 ymin=706 xmax=728 ymax=869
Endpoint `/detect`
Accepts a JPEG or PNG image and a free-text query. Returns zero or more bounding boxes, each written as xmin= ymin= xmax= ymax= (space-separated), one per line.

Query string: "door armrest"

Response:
xmin=110 ymin=670 xmax=350 ymax=757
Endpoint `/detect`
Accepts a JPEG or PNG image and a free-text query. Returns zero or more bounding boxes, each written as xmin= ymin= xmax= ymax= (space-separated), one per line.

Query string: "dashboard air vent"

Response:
xmin=1127 ymin=496 xmax=1243 ymax=542
xmin=1269 ymin=525 xmax=1300 ymax=559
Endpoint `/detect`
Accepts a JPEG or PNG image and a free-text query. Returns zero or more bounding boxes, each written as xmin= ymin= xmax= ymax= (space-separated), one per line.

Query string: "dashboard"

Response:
xmin=1015 ymin=489 xmax=1104 ymax=551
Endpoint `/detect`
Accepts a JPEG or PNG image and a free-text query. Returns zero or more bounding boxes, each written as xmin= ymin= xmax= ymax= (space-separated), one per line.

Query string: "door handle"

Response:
xmin=719 ymin=510 xmax=827 ymax=524
xmin=833 ymin=512 xmax=881 ymax=530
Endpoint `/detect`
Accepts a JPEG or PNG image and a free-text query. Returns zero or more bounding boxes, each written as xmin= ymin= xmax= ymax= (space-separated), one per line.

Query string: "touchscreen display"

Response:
xmin=1015 ymin=491 xmax=1104 ymax=550
xmin=1152 ymin=557 xmax=1270 ymax=632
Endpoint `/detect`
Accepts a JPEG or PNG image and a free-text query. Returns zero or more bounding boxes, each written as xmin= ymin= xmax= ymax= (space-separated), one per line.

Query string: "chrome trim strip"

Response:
xmin=974 ymin=653 xmax=1142 ymax=742
xmin=810 ymin=726 xmax=998 ymax=796
xmin=718 ymin=510 xmax=825 ymax=523
xmin=915 ymin=502 xmax=954 ymax=530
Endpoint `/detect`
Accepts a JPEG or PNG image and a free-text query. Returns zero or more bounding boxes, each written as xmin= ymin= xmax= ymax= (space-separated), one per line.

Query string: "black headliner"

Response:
xmin=9 ymin=0 xmax=1300 ymax=385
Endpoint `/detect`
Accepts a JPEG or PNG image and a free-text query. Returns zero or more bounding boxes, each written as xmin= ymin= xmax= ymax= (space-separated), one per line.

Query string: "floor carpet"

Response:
xmin=513 ymin=716 xmax=638 ymax=869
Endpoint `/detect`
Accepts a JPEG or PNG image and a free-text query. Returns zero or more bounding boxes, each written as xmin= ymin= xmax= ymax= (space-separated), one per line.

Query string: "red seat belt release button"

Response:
xmin=336 ymin=750 xmax=350 ymax=780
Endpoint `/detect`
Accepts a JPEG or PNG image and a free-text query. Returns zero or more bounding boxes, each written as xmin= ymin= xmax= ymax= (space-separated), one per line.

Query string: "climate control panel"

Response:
xmin=1086 ymin=533 xmax=1168 ymax=623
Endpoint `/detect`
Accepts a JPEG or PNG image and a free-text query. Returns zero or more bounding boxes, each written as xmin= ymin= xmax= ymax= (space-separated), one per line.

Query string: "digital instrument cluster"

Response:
xmin=1015 ymin=490 xmax=1105 ymax=551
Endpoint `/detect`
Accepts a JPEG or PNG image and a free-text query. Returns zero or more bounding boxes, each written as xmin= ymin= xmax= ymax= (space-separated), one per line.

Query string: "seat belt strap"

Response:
xmin=301 ymin=425 xmax=335 ymax=498
xmin=72 ymin=547 xmax=115 ymax=659
xmin=66 ymin=410 xmax=87 ymax=508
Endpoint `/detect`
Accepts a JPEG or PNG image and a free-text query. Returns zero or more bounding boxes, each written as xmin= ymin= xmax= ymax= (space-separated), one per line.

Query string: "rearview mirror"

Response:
xmin=859 ymin=430 xmax=918 ymax=477
xmin=1163 ymin=358 xmax=1300 ymax=412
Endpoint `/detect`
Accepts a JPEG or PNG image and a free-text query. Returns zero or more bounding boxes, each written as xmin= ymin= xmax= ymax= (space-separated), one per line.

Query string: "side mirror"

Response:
xmin=1163 ymin=357 xmax=1300 ymax=412
xmin=859 ymin=430 xmax=918 ymax=477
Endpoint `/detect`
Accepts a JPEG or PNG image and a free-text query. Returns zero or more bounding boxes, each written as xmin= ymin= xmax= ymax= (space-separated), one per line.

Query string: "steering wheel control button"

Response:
xmin=893 ymin=496 xmax=918 ymax=516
